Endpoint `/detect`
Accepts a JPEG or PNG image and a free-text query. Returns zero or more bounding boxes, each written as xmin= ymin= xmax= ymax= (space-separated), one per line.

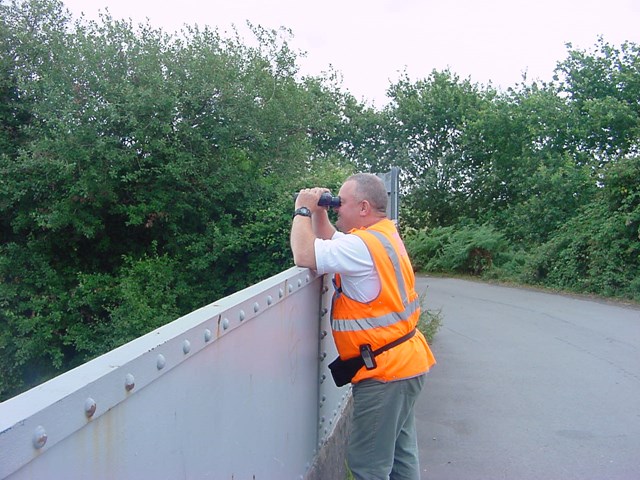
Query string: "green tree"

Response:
xmin=525 ymin=155 xmax=640 ymax=300
xmin=475 ymin=83 xmax=595 ymax=244
xmin=0 ymin=0 xmax=356 ymax=400
xmin=388 ymin=40 xmax=639 ymax=303
xmin=555 ymin=38 xmax=640 ymax=161
xmin=386 ymin=70 xmax=494 ymax=228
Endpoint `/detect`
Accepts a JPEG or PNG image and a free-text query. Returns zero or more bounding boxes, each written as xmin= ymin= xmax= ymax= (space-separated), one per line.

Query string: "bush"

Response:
xmin=523 ymin=200 xmax=640 ymax=302
xmin=405 ymin=223 xmax=507 ymax=275
xmin=417 ymin=291 xmax=442 ymax=344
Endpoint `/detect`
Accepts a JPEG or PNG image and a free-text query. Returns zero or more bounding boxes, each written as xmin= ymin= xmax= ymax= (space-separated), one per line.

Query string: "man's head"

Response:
xmin=335 ymin=173 xmax=388 ymax=232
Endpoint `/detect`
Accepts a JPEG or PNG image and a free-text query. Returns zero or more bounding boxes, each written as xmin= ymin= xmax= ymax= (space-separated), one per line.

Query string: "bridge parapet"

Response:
xmin=0 ymin=267 xmax=350 ymax=479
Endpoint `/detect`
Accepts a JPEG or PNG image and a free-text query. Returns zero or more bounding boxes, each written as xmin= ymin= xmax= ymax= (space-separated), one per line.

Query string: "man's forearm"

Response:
xmin=291 ymin=187 xmax=336 ymax=269
xmin=312 ymin=209 xmax=336 ymax=240
xmin=290 ymin=216 xmax=317 ymax=269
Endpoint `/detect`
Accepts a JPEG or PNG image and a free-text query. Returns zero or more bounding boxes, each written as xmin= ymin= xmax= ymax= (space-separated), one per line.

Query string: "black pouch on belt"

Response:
xmin=327 ymin=329 xmax=416 ymax=387
xmin=328 ymin=355 xmax=365 ymax=387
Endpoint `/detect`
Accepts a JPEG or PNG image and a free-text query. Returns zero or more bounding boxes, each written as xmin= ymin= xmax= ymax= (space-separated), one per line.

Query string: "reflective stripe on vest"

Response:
xmin=366 ymin=229 xmax=409 ymax=305
xmin=331 ymin=296 xmax=420 ymax=332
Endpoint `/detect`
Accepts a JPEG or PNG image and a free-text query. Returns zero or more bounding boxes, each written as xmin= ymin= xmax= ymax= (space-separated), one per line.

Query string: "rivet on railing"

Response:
xmin=222 ymin=317 xmax=230 ymax=330
xmin=297 ymin=278 xmax=302 ymax=287
xmin=125 ymin=374 xmax=135 ymax=392
xmin=32 ymin=426 xmax=47 ymax=449
xmin=239 ymin=310 xmax=246 ymax=321
xmin=319 ymin=352 xmax=327 ymax=361
xmin=183 ymin=340 xmax=191 ymax=355
xmin=253 ymin=302 xmax=260 ymax=313
xmin=279 ymin=287 xmax=284 ymax=298
xmin=305 ymin=275 xmax=310 ymax=283
xmin=84 ymin=398 xmax=97 ymax=418
xmin=156 ymin=354 xmax=166 ymax=370
xmin=322 ymin=285 xmax=329 ymax=294
xmin=320 ymin=330 xmax=328 ymax=339
xmin=320 ymin=307 xmax=328 ymax=317
xmin=204 ymin=328 xmax=212 ymax=342
xmin=288 ymin=284 xmax=294 ymax=293
xmin=267 ymin=295 xmax=273 ymax=306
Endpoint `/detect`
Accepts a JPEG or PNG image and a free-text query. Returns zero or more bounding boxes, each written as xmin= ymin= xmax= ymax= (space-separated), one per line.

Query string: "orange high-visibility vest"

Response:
xmin=331 ymin=219 xmax=436 ymax=383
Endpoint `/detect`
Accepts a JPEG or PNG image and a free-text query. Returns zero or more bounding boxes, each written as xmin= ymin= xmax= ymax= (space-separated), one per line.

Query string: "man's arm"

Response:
xmin=290 ymin=188 xmax=336 ymax=269
xmin=290 ymin=214 xmax=317 ymax=269
xmin=311 ymin=208 xmax=337 ymax=240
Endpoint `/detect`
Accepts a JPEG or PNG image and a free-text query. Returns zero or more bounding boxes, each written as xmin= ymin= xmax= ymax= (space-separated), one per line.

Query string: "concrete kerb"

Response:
xmin=305 ymin=394 xmax=353 ymax=480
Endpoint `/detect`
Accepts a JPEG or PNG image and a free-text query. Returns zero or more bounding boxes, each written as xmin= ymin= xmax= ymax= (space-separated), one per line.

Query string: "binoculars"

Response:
xmin=294 ymin=192 xmax=341 ymax=208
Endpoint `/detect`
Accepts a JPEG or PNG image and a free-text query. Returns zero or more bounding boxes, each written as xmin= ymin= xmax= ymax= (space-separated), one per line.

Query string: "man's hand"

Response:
xmin=294 ymin=187 xmax=330 ymax=214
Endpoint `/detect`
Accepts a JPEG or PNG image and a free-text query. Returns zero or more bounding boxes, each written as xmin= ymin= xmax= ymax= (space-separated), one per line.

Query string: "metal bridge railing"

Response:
xmin=0 ymin=267 xmax=350 ymax=480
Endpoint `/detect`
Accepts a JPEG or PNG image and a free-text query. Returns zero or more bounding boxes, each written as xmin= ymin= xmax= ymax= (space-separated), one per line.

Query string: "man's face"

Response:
xmin=335 ymin=180 xmax=361 ymax=232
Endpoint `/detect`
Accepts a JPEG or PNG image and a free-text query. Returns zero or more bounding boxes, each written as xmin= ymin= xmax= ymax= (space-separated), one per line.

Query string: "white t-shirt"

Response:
xmin=314 ymin=231 xmax=380 ymax=303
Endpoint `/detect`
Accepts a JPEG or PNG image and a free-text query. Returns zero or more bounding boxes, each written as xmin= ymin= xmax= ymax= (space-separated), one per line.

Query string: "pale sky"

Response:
xmin=62 ymin=0 xmax=640 ymax=107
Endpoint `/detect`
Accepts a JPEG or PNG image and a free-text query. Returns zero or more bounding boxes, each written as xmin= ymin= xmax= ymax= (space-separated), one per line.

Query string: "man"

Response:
xmin=290 ymin=173 xmax=436 ymax=480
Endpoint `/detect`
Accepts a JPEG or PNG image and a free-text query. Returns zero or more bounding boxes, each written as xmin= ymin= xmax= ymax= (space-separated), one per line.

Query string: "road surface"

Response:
xmin=414 ymin=276 xmax=640 ymax=480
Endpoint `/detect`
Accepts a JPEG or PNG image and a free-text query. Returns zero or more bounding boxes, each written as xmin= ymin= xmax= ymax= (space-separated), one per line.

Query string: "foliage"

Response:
xmin=0 ymin=0 xmax=353 ymax=400
xmin=554 ymin=38 xmax=640 ymax=159
xmin=404 ymin=223 xmax=507 ymax=275
xmin=385 ymin=70 xmax=495 ymax=228
xmin=417 ymin=292 xmax=442 ymax=344
xmin=389 ymin=38 xmax=639 ymax=303
xmin=522 ymin=156 xmax=640 ymax=301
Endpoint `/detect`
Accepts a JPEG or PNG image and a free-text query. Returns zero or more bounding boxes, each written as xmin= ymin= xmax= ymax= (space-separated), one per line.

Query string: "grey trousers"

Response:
xmin=348 ymin=375 xmax=426 ymax=480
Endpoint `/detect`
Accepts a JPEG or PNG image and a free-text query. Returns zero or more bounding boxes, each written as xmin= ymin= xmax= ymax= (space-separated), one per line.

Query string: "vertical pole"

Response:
xmin=377 ymin=167 xmax=400 ymax=223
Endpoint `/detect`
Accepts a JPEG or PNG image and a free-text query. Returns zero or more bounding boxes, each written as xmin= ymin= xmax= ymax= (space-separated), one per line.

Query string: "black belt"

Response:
xmin=328 ymin=328 xmax=417 ymax=387
xmin=372 ymin=328 xmax=416 ymax=356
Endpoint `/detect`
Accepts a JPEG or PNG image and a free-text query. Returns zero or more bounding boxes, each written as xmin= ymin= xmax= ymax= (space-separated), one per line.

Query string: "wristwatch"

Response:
xmin=293 ymin=207 xmax=312 ymax=219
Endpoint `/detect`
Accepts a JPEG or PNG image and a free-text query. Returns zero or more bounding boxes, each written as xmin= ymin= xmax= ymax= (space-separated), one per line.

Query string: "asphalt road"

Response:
xmin=414 ymin=276 xmax=640 ymax=480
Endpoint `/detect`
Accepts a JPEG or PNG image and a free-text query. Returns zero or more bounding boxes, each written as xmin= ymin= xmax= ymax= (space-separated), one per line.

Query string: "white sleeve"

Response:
xmin=314 ymin=232 xmax=380 ymax=303
xmin=314 ymin=233 xmax=372 ymax=275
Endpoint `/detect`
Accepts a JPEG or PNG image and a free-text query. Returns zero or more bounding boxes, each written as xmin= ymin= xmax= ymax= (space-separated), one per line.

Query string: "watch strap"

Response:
xmin=293 ymin=207 xmax=312 ymax=219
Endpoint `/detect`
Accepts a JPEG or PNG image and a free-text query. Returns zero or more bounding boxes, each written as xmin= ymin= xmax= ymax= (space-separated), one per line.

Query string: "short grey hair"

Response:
xmin=347 ymin=173 xmax=388 ymax=214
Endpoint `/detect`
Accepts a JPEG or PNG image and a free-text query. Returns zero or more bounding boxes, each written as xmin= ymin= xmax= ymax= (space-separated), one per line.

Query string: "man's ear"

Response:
xmin=360 ymin=200 xmax=370 ymax=215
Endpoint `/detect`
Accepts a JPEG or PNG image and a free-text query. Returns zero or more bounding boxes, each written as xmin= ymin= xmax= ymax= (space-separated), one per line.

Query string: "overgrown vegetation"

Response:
xmin=1 ymin=0 xmax=638 ymax=400
xmin=417 ymin=293 xmax=442 ymax=344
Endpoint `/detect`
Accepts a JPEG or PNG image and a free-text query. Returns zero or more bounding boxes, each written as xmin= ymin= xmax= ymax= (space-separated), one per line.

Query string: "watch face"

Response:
xmin=294 ymin=207 xmax=312 ymax=217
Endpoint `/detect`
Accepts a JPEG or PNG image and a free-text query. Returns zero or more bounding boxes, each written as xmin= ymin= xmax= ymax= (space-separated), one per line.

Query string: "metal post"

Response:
xmin=377 ymin=167 xmax=400 ymax=222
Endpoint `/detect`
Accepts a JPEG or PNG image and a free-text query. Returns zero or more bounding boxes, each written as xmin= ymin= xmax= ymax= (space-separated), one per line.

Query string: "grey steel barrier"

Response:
xmin=0 ymin=267 xmax=350 ymax=480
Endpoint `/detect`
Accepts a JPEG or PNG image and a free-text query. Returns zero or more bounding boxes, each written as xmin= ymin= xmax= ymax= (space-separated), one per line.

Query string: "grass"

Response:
xmin=345 ymin=461 xmax=354 ymax=480
xmin=417 ymin=291 xmax=442 ymax=343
